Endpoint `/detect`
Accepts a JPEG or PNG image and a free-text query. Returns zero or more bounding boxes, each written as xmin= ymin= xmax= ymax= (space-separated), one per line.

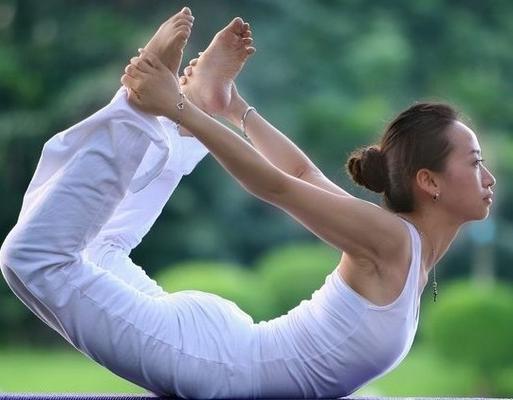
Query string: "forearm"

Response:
xmin=175 ymin=99 xmax=287 ymax=201
xmin=223 ymin=97 xmax=352 ymax=197
xmin=225 ymin=97 xmax=319 ymax=178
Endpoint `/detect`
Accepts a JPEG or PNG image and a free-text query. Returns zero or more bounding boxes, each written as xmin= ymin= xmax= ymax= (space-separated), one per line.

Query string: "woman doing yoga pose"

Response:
xmin=0 ymin=6 xmax=496 ymax=399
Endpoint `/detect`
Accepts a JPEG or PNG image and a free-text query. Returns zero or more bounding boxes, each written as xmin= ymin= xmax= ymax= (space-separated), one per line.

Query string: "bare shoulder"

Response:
xmin=341 ymin=196 xmax=412 ymax=261
xmin=338 ymin=209 xmax=414 ymax=307
xmin=366 ymin=202 xmax=411 ymax=257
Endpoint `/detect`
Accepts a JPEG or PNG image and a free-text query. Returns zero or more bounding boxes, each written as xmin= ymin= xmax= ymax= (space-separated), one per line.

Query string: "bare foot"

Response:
xmin=144 ymin=7 xmax=194 ymax=76
xmin=180 ymin=17 xmax=255 ymax=116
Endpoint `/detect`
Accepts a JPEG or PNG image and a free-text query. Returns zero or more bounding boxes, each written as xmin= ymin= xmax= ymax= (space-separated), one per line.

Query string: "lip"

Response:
xmin=483 ymin=192 xmax=494 ymax=201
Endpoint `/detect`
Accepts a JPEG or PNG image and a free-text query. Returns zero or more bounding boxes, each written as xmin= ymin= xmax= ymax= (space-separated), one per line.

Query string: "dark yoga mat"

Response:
xmin=0 ymin=395 xmax=507 ymax=400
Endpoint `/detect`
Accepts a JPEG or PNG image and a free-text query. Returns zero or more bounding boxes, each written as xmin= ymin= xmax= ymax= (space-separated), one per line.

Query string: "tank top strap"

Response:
xmin=397 ymin=216 xmax=423 ymax=303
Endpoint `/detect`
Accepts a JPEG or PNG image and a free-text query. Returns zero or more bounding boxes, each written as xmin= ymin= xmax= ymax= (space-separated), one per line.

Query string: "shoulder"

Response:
xmin=345 ymin=199 xmax=412 ymax=261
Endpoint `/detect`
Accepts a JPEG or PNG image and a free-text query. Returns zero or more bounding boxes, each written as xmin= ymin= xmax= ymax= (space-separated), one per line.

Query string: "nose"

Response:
xmin=483 ymin=166 xmax=496 ymax=189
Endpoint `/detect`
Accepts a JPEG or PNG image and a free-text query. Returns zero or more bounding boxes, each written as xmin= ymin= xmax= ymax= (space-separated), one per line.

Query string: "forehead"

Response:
xmin=447 ymin=120 xmax=481 ymax=157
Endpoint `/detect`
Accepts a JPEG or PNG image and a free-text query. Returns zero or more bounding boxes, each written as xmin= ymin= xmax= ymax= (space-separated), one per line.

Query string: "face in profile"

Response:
xmin=437 ymin=121 xmax=496 ymax=222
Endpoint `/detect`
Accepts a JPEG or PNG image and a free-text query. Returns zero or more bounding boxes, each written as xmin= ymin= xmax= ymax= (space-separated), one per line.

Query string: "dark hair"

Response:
xmin=346 ymin=102 xmax=458 ymax=213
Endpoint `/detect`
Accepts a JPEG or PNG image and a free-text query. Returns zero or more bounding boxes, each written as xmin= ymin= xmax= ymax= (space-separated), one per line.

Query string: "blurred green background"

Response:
xmin=1 ymin=0 xmax=513 ymax=397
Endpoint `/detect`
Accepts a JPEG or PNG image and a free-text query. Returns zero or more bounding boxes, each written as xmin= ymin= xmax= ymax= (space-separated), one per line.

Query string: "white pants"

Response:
xmin=0 ymin=89 xmax=257 ymax=398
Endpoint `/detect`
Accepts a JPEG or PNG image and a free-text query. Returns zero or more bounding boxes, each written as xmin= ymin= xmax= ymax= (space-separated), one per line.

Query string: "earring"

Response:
xmin=433 ymin=192 xmax=440 ymax=201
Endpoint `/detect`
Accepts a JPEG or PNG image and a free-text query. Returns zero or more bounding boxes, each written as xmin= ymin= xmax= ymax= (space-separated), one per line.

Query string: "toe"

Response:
xmin=184 ymin=66 xmax=193 ymax=76
xmin=174 ymin=19 xmax=192 ymax=29
xmin=228 ymin=17 xmax=244 ymax=34
xmin=242 ymin=30 xmax=252 ymax=38
xmin=179 ymin=75 xmax=187 ymax=85
xmin=189 ymin=58 xmax=199 ymax=66
xmin=246 ymin=47 xmax=256 ymax=55
xmin=174 ymin=29 xmax=190 ymax=45
xmin=242 ymin=37 xmax=253 ymax=45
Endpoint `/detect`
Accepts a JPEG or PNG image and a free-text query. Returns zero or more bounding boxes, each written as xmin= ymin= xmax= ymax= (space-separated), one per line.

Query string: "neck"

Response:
xmin=397 ymin=207 xmax=461 ymax=276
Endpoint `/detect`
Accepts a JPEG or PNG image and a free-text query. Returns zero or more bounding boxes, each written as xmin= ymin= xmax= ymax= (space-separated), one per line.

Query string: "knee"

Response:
xmin=0 ymin=224 xmax=29 ymax=270
xmin=0 ymin=223 xmax=76 ymax=280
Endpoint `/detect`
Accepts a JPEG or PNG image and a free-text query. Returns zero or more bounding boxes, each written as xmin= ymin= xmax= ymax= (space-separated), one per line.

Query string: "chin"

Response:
xmin=460 ymin=208 xmax=490 ymax=223
xmin=475 ymin=206 xmax=491 ymax=221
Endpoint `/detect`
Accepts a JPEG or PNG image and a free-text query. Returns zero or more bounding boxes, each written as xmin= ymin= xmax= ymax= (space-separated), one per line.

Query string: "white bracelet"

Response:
xmin=240 ymin=106 xmax=256 ymax=141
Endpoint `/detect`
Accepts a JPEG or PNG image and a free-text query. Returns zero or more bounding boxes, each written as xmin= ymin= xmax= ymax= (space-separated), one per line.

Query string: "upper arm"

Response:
xmin=266 ymin=174 xmax=407 ymax=261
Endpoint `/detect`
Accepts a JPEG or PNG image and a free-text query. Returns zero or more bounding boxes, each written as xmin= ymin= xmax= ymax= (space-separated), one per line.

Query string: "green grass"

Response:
xmin=355 ymin=342 xmax=479 ymax=397
xmin=0 ymin=346 xmax=146 ymax=393
xmin=0 ymin=343 xmax=479 ymax=395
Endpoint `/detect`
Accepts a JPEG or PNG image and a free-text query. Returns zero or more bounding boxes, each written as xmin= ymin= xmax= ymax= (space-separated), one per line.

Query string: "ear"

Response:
xmin=415 ymin=168 xmax=440 ymax=199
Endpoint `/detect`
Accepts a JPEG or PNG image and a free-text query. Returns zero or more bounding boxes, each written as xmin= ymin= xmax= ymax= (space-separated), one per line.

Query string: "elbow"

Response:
xmin=293 ymin=163 xmax=314 ymax=180
xmin=295 ymin=163 xmax=323 ymax=181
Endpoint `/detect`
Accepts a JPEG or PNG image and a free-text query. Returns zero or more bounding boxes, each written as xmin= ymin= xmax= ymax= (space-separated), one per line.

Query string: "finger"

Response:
xmin=130 ymin=56 xmax=152 ymax=73
xmin=125 ymin=64 xmax=144 ymax=78
xmin=120 ymin=73 xmax=139 ymax=90
xmin=139 ymin=49 xmax=165 ymax=71
xmin=189 ymin=58 xmax=198 ymax=66
xmin=127 ymin=88 xmax=141 ymax=103
xmin=179 ymin=75 xmax=187 ymax=85
xmin=137 ymin=48 xmax=157 ymax=69
xmin=124 ymin=64 xmax=134 ymax=77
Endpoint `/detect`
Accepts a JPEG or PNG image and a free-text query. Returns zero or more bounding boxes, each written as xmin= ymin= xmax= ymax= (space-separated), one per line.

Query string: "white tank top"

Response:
xmin=254 ymin=217 xmax=424 ymax=397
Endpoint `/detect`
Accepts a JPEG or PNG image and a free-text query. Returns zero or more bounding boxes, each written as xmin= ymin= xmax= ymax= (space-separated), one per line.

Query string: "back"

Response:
xmin=253 ymin=217 xmax=423 ymax=398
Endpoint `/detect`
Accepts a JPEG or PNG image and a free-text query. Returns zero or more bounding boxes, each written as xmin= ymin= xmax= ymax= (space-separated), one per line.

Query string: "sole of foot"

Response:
xmin=144 ymin=7 xmax=194 ymax=76
xmin=179 ymin=17 xmax=255 ymax=116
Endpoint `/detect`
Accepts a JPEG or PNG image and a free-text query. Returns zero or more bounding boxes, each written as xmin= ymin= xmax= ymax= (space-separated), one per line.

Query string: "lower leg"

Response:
xmin=83 ymin=100 xmax=208 ymax=297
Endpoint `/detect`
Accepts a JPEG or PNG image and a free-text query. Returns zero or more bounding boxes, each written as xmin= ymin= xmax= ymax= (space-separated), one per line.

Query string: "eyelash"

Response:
xmin=474 ymin=158 xmax=485 ymax=166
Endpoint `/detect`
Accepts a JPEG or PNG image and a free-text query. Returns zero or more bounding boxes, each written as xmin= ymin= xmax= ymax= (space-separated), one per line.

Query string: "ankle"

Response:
xmin=226 ymin=96 xmax=249 ymax=126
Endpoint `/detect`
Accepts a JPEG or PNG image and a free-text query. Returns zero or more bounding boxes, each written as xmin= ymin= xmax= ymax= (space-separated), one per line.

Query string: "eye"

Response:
xmin=474 ymin=158 xmax=485 ymax=167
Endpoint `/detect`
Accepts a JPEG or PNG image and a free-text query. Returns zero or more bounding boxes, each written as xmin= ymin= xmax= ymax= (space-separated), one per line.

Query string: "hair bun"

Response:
xmin=346 ymin=145 xmax=389 ymax=193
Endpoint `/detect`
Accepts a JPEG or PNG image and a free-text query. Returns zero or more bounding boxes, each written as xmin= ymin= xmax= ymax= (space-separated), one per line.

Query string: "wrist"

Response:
xmin=165 ymin=93 xmax=192 ymax=126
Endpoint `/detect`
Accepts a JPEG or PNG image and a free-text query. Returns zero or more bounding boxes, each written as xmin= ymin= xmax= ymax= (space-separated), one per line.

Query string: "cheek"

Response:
xmin=442 ymin=167 xmax=478 ymax=201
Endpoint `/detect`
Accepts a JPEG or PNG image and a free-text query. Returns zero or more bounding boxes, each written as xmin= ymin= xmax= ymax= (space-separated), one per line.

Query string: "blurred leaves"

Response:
xmin=422 ymin=280 xmax=513 ymax=396
xmin=157 ymin=260 xmax=276 ymax=322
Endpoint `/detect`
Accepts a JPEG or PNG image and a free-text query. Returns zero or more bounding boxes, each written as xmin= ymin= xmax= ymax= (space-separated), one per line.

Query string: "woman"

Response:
xmin=0 ymin=7 xmax=495 ymax=399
